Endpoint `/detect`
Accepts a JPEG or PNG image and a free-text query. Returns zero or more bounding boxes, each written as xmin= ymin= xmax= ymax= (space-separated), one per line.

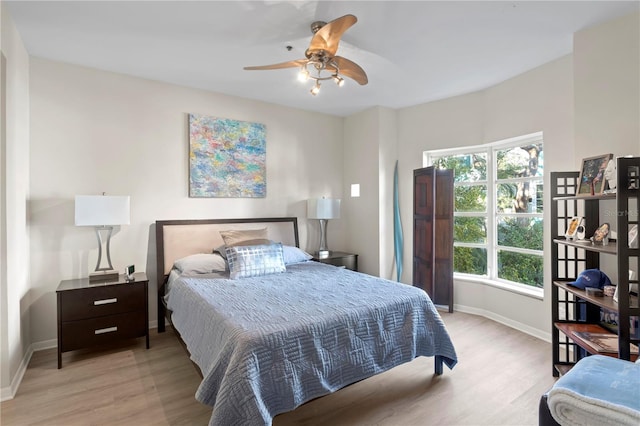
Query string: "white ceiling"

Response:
xmin=5 ymin=1 xmax=639 ymax=117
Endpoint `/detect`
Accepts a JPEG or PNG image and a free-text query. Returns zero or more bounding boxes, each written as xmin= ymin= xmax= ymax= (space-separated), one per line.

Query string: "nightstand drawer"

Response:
xmin=59 ymin=310 xmax=147 ymax=352
xmin=59 ymin=283 xmax=145 ymax=321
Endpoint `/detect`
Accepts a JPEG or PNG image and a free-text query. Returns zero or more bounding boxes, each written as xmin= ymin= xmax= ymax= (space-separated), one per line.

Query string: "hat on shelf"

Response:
xmin=568 ymin=269 xmax=612 ymax=290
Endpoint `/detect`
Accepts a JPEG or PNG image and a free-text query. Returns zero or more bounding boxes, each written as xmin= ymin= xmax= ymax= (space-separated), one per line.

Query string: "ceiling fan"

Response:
xmin=244 ymin=14 xmax=368 ymax=96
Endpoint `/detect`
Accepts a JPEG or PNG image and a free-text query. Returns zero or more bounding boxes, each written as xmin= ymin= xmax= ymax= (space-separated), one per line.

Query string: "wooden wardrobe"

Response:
xmin=413 ymin=167 xmax=454 ymax=312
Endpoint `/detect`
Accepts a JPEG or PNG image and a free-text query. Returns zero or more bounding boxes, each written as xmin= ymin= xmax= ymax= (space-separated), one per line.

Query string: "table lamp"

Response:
xmin=75 ymin=195 xmax=130 ymax=282
xmin=307 ymin=198 xmax=340 ymax=258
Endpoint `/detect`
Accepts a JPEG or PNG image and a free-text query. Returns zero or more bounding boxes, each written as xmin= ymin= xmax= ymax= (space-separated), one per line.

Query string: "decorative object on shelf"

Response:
xmin=577 ymin=153 xmax=613 ymax=196
xmin=586 ymin=287 xmax=604 ymax=297
xmin=603 ymin=285 xmax=616 ymax=297
xmin=243 ymin=14 xmax=368 ymax=96
xmin=189 ymin=114 xmax=266 ymax=198
xmin=614 ymin=270 xmax=638 ymax=302
xmin=75 ymin=194 xmax=130 ymax=282
xmin=576 ymin=225 xmax=586 ymax=240
xmin=603 ymin=159 xmax=617 ymax=193
xmin=601 ymin=303 xmax=640 ymax=337
xmin=568 ymin=268 xmax=611 ymax=290
xmin=307 ymin=197 xmax=340 ymax=258
xmin=565 ymin=216 xmax=583 ymax=240
xmin=591 ymin=223 xmax=610 ymax=244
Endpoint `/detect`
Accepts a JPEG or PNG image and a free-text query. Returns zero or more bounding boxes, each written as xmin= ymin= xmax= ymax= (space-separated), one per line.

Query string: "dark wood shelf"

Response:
xmin=553 ymin=237 xmax=617 ymax=255
xmin=554 ymin=322 xmax=638 ymax=362
xmin=552 ymin=193 xmax=616 ymax=202
xmin=553 ymin=281 xmax=639 ymax=312
xmin=551 ymin=159 xmax=640 ymax=374
xmin=553 ymin=364 xmax=574 ymax=376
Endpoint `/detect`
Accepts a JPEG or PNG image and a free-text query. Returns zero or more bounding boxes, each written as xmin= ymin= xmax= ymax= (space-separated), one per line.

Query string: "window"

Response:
xmin=424 ymin=133 xmax=544 ymax=291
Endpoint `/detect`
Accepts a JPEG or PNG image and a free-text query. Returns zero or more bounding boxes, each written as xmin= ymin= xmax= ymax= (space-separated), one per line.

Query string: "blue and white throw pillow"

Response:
xmin=225 ymin=243 xmax=286 ymax=279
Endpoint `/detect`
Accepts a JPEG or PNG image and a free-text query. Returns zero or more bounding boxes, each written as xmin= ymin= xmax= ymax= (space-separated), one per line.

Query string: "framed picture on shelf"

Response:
xmin=565 ymin=217 xmax=583 ymax=240
xmin=577 ymin=153 xmax=613 ymax=195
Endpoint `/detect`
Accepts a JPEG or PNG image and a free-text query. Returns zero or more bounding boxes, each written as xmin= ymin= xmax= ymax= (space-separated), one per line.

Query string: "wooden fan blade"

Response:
xmin=331 ymin=56 xmax=368 ymax=85
xmin=309 ymin=14 xmax=357 ymax=57
xmin=244 ymin=59 xmax=307 ymax=71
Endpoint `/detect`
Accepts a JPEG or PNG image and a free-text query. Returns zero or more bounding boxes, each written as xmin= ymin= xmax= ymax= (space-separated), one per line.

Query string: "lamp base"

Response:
xmin=89 ymin=270 xmax=120 ymax=283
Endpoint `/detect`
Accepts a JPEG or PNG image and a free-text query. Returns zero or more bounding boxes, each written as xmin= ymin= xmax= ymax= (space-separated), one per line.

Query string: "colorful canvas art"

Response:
xmin=189 ymin=114 xmax=266 ymax=198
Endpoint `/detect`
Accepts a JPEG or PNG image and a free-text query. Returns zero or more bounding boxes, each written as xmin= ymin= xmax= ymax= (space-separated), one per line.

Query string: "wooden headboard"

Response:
xmin=155 ymin=217 xmax=299 ymax=332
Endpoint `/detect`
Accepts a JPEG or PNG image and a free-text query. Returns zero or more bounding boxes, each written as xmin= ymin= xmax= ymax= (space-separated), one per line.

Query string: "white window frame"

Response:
xmin=424 ymin=132 xmax=544 ymax=298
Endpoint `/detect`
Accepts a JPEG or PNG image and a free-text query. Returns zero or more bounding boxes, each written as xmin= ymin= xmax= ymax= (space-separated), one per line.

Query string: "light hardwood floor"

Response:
xmin=1 ymin=311 xmax=557 ymax=425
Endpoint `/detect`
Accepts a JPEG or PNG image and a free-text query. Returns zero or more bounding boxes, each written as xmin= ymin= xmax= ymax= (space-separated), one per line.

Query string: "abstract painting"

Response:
xmin=189 ymin=114 xmax=266 ymax=198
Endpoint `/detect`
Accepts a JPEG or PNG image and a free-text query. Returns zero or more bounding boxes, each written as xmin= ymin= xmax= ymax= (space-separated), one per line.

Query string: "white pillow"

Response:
xmin=173 ymin=253 xmax=227 ymax=274
xmin=225 ymin=243 xmax=286 ymax=279
xmin=282 ymin=245 xmax=312 ymax=265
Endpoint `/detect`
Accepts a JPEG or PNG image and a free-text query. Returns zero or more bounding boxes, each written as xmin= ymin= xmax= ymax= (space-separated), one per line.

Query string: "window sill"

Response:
xmin=454 ymin=273 xmax=544 ymax=300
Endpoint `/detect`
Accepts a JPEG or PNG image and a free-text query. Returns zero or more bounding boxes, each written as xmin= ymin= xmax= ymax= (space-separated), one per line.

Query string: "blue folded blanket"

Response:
xmin=548 ymin=355 xmax=640 ymax=426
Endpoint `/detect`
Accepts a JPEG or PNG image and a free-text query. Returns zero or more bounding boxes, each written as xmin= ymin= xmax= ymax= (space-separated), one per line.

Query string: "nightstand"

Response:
xmin=56 ymin=272 xmax=149 ymax=368
xmin=312 ymin=251 xmax=358 ymax=272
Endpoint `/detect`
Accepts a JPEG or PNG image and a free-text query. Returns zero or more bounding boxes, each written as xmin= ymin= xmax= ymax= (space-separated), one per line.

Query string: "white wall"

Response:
xmin=342 ymin=106 xmax=398 ymax=279
xmin=574 ymin=12 xmax=640 ymax=161
xmin=27 ymin=58 xmax=345 ymax=345
xmin=0 ymin=3 xmax=31 ymax=398
xmin=343 ymin=108 xmax=382 ymax=275
xmin=376 ymin=107 xmax=398 ymax=281
xmin=574 ymin=12 xmax=640 ymax=283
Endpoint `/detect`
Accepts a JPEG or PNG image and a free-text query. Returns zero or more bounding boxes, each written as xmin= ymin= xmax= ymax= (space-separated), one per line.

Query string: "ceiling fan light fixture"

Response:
xmin=298 ymin=67 xmax=310 ymax=82
xmin=243 ymin=15 xmax=368 ymax=94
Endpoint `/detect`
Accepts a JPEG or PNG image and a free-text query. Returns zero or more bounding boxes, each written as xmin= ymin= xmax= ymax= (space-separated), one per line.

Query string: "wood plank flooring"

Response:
xmin=1 ymin=311 xmax=557 ymax=425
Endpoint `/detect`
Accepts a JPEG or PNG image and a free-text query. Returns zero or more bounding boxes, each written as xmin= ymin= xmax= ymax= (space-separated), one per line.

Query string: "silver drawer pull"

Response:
xmin=94 ymin=326 xmax=118 ymax=335
xmin=94 ymin=298 xmax=117 ymax=306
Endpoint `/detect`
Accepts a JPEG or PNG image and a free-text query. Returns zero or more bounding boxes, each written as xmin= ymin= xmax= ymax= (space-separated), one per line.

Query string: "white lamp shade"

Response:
xmin=307 ymin=198 xmax=340 ymax=220
xmin=75 ymin=195 xmax=130 ymax=226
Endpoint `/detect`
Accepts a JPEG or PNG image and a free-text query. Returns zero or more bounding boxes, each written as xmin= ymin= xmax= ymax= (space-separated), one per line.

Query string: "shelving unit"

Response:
xmin=550 ymin=157 xmax=640 ymax=377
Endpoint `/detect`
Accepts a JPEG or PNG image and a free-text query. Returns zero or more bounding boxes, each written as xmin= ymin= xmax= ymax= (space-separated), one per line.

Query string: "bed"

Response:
xmin=155 ymin=217 xmax=457 ymax=426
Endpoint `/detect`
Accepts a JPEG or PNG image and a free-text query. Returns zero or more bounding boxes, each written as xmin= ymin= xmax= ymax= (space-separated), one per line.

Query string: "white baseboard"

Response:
xmin=0 ymin=344 xmax=33 ymax=402
xmin=453 ymin=303 xmax=552 ymax=343
xmin=1 ymin=322 xmax=159 ymax=402
xmin=32 ymin=338 xmax=57 ymax=351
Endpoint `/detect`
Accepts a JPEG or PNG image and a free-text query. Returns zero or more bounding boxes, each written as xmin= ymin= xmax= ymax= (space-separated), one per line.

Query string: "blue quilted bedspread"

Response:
xmin=167 ymin=261 xmax=457 ymax=426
